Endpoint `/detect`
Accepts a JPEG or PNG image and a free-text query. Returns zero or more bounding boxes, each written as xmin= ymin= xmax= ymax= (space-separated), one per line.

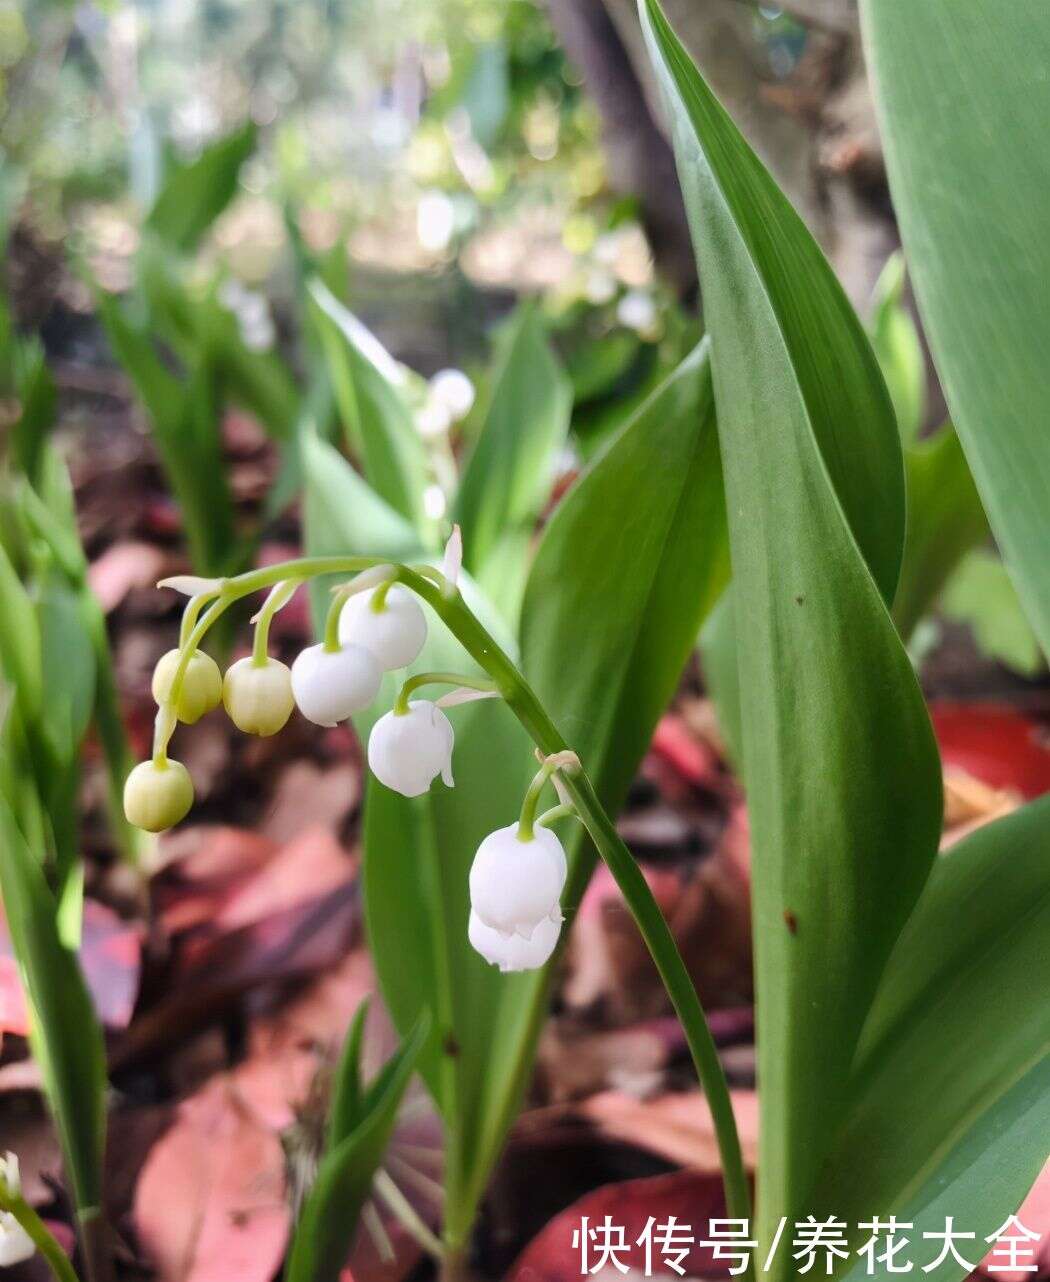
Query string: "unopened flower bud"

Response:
xmin=291 ymin=642 xmax=381 ymax=726
xmin=368 ymin=700 xmax=454 ymax=797
xmin=469 ymin=822 xmax=567 ymax=939
xmin=151 ymin=648 xmax=222 ymax=724
xmin=123 ymin=759 xmax=194 ymax=833
xmin=0 ymin=1152 xmax=34 ymax=1266
xmin=468 ymin=910 xmax=560 ymax=973
xmin=222 ymin=656 xmax=294 ymax=736
xmin=338 ymin=585 xmax=427 ymax=671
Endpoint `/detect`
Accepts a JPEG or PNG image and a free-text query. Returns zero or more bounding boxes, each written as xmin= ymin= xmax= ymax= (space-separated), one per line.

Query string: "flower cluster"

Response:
xmin=126 ymin=542 xmax=579 ymax=974
xmin=0 ymin=1153 xmax=34 ymax=1267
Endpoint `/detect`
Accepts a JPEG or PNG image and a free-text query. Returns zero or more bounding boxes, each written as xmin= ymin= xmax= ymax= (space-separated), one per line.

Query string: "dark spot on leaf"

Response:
xmin=783 ymin=909 xmax=798 ymax=935
xmin=444 ymin=1033 xmax=461 ymax=1057
xmin=794 ymin=594 xmax=805 ymax=605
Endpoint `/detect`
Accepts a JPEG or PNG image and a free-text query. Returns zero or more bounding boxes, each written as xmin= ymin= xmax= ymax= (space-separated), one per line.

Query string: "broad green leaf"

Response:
xmin=892 ymin=426 xmax=988 ymax=642
xmin=942 ymin=551 xmax=1042 ymax=677
xmin=36 ymin=580 xmax=96 ymax=761
xmin=818 ymin=796 xmax=1050 ymax=1274
xmin=10 ymin=339 xmax=57 ymax=484
xmin=0 ymin=797 xmax=106 ymax=1217
xmin=0 ymin=540 xmax=42 ymax=718
xmin=145 ymin=123 xmax=256 ymax=254
xmin=697 ymin=590 xmax=742 ymax=769
xmin=840 ymin=1057 xmax=1049 ymax=1282
xmin=285 ymin=1011 xmax=430 ymax=1282
xmin=308 ymin=280 xmax=430 ymax=533
xmin=326 ymin=1000 xmax=369 ymax=1147
xmin=454 ymin=304 xmax=572 ymax=618
xmin=868 ymin=252 xmax=925 ymax=447
xmin=859 ymin=1 xmax=1050 ymax=661
xmin=641 ymin=0 xmax=942 ymax=1251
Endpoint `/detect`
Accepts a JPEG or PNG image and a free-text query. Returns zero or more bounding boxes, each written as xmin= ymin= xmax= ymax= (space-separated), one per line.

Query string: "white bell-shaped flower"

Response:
xmin=368 ymin=701 xmax=454 ymax=797
xmin=0 ymin=1153 xmax=36 ymax=1266
xmin=291 ymin=642 xmax=381 ymax=726
xmin=469 ymin=822 xmax=567 ymax=939
xmin=468 ymin=910 xmax=560 ymax=972
xmin=338 ymin=585 xmax=427 ymax=671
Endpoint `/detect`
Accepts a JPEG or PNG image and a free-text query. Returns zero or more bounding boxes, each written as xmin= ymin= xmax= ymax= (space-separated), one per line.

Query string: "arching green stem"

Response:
xmin=518 ymin=753 xmax=578 ymax=841
xmin=252 ymin=579 xmax=300 ymax=667
xmin=536 ymin=803 xmax=577 ymax=829
xmin=162 ymin=554 xmax=752 ymax=1254
xmin=394 ymin=672 xmax=496 ymax=716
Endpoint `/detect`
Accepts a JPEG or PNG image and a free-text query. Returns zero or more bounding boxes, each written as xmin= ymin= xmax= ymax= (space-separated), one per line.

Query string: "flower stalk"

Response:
xmin=143 ymin=553 xmax=752 ymax=1258
xmin=0 ymin=1183 xmax=81 ymax=1282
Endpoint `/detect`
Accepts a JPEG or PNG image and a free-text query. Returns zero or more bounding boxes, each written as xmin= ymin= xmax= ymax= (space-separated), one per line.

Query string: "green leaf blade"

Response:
xmin=859 ymin=0 xmax=1050 ymax=662
xmin=640 ymin=0 xmax=943 ymax=1251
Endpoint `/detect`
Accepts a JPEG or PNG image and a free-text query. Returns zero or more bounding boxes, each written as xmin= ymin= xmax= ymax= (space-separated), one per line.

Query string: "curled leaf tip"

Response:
xmin=442 ymin=525 xmax=463 ymax=596
xmin=249 ymin=578 xmax=300 ymax=623
xmin=157 ymin=574 xmax=225 ymax=596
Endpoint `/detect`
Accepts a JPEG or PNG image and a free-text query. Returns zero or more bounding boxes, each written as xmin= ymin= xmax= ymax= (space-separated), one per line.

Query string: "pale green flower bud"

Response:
xmin=151 ymin=649 xmax=223 ymax=724
xmin=222 ymin=656 xmax=294 ymax=736
xmin=123 ymin=759 xmax=194 ymax=833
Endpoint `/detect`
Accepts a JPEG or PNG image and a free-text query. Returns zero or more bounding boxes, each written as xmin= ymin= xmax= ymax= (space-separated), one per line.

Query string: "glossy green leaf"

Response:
xmin=892 ymin=425 xmax=989 ymax=642
xmin=454 ymin=303 xmax=572 ymax=618
xmin=308 ymin=280 xmax=430 ymax=533
xmin=285 ymin=1011 xmax=430 ymax=1282
xmin=942 ymin=550 xmax=1042 ymax=677
xmin=641 ymin=0 xmax=943 ymax=1250
xmin=818 ymin=796 xmax=1050 ymax=1276
xmin=145 ymin=123 xmax=256 ymax=254
xmin=859 ymin=1 xmax=1050 ymax=661
xmin=0 ymin=796 xmax=106 ymax=1218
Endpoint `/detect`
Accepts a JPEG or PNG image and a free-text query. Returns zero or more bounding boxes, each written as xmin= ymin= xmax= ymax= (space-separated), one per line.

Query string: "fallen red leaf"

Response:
xmin=87 ymin=541 xmax=167 ymax=613
xmin=930 ymin=703 xmax=1050 ymax=799
xmin=0 ymin=899 xmax=141 ymax=1036
xmin=510 ymin=1169 xmax=730 ymax=1281
xmin=650 ymin=715 xmax=722 ymax=790
xmin=133 ymin=1075 xmax=290 ymax=1282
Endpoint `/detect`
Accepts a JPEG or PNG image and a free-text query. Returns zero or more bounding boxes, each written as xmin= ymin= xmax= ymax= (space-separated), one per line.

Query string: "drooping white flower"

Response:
xmin=415 ymin=398 xmax=453 ymax=439
xmin=469 ymin=910 xmax=560 ymax=972
xmin=368 ymin=700 xmax=454 ymax=797
xmin=123 ymin=759 xmax=194 ymax=833
xmin=469 ymin=822 xmax=567 ymax=939
xmin=291 ymin=643 xmax=381 ymax=726
xmin=0 ymin=1153 xmax=34 ymax=1267
xmin=222 ymin=656 xmax=295 ymax=736
xmin=616 ymin=289 xmax=658 ymax=337
xmin=151 ymin=648 xmax=223 ymax=724
xmin=338 ymin=585 xmax=427 ymax=671
xmin=428 ymin=368 xmax=475 ymax=422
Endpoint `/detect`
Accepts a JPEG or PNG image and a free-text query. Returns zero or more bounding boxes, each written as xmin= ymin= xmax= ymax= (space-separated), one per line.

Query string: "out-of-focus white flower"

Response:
xmin=415 ymin=398 xmax=453 ymax=439
xmin=291 ymin=643 xmax=381 ymax=726
xmin=0 ymin=1153 xmax=34 ymax=1267
xmin=616 ymin=289 xmax=659 ymax=337
xmin=339 ymin=585 xmax=428 ymax=671
xmin=469 ymin=822 xmax=567 ymax=939
xmin=368 ymin=700 xmax=454 ymax=797
xmin=151 ymin=648 xmax=223 ymax=724
xmin=222 ymin=656 xmax=295 ymax=736
xmin=123 ymin=759 xmax=194 ymax=833
xmin=584 ymin=269 xmax=617 ymax=305
xmin=423 ymin=484 xmax=447 ymax=521
xmin=428 ymin=368 xmax=475 ymax=421
xmin=469 ymin=909 xmax=560 ymax=972
xmin=417 ymin=190 xmax=456 ymax=253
